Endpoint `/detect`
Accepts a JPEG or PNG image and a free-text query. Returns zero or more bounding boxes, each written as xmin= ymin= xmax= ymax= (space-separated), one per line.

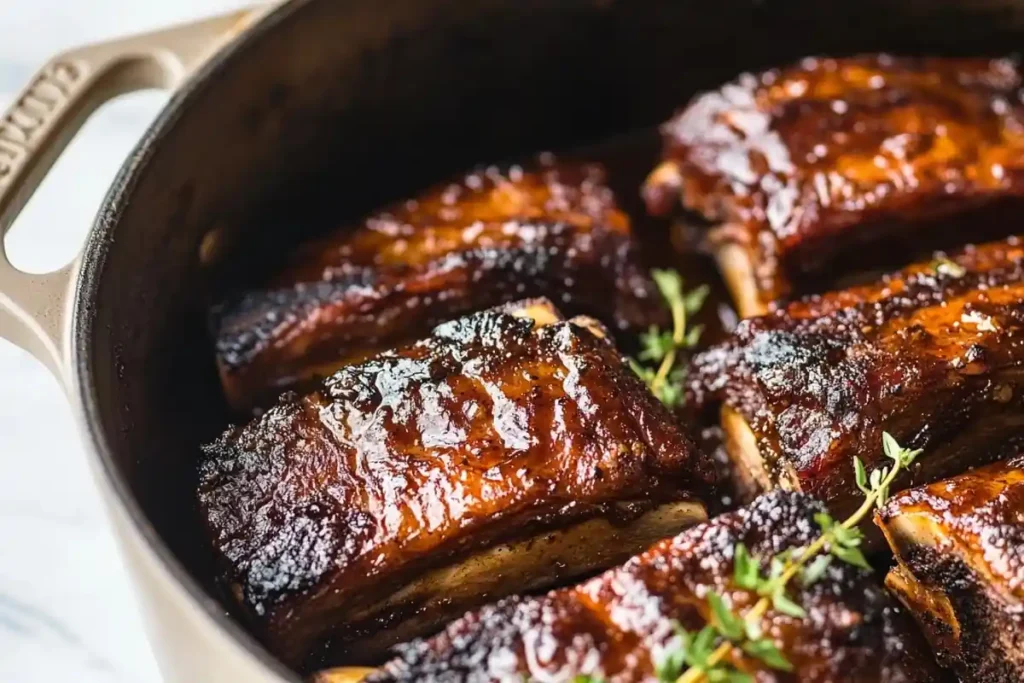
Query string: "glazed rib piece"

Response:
xmin=214 ymin=158 xmax=665 ymax=411
xmin=364 ymin=491 xmax=939 ymax=683
xmin=688 ymin=236 xmax=1024 ymax=524
xmin=878 ymin=454 xmax=1024 ymax=683
xmin=198 ymin=299 xmax=713 ymax=669
xmin=643 ymin=55 xmax=1024 ymax=316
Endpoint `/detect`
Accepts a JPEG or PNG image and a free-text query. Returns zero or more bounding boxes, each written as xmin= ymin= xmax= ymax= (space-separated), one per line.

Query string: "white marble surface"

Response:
xmin=0 ymin=2 xmax=252 ymax=681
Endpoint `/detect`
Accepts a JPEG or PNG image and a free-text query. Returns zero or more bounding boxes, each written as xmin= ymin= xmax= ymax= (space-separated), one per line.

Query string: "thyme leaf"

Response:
xmin=707 ymin=594 xmax=744 ymax=642
xmin=630 ymin=269 xmax=706 ymax=407
xmin=663 ymin=433 xmax=921 ymax=683
xmin=930 ymin=257 xmax=966 ymax=278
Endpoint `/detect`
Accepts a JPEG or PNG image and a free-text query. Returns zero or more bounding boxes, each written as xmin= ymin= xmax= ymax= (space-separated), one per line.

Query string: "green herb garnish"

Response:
xmin=658 ymin=433 xmax=921 ymax=683
xmin=930 ymin=257 xmax=966 ymax=278
xmin=630 ymin=269 xmax=708 ymax=408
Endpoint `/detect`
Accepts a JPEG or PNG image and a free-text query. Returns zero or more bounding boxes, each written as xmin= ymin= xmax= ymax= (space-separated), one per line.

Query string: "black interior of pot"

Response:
xmin=75 ymin=0 xmax=1024 ymax=667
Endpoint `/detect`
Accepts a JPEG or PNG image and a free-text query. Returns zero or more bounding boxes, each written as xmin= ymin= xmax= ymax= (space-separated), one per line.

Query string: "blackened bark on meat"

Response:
xmin=214 ymin=159 xmax=666 ymax=411
xmin=645 ymin=55 xmax=1024 ymax=315
xmin=688 ymin=236 xmax=1024 ymax=526
xmin=198 ymin=300 xmax=713 ymax=670
xmin=372 ymin=491 xmax=941 ymax=683
xmin=878 ymin=454 xmax=1024 ymax=683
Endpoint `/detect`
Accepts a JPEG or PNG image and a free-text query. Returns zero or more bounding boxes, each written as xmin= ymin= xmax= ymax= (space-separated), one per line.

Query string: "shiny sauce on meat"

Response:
xmin=561 ymin=128 xmax=737 ymax=350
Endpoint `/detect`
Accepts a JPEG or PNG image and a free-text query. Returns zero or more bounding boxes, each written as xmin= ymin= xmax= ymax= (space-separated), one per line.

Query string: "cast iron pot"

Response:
xmin=3 ymin=1 xmax=1024 ymax=680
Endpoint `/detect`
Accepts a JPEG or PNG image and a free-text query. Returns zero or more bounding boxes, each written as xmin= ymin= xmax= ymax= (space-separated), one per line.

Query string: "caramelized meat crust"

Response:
xmin=688 ymin=236 xmax=1024 ymax=518
xmin=213 ymin=159 xmax=665 ymax=411
xmin=878 ymin=455 xmax=1024 ymax=682
xmin=198 ymin=302 xmax=713 ymax=669
xmin=371 ymin=491 xmax=940 ymax=683
xmin=643 ymin=55 xmax=1024 ymax=314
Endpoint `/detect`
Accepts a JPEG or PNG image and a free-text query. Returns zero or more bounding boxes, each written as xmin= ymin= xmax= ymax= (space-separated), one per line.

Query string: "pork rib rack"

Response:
xmin=213 ymin=159 xmax=665 ymax=411
xmin=878 ymin=454 xmax=1024 ymax=683
xmin=644 ymin=55 xmax=1024 ymax=316
xmin=688 ymin=236 xmax=1024 ymax=528
xmin=198 ymin=299 xmax=713 ymax=669
xmin=363 ymin=491 xmax=939 ymax=682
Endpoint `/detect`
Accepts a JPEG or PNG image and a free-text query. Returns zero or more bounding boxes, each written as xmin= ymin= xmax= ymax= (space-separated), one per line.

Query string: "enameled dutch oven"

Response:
xmin=4 ymin=1 xmax=1024 ymax=680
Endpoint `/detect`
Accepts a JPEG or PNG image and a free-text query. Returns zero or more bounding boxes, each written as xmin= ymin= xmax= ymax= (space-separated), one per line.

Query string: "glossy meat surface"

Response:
xmin=689 ymin=236 xmax=1024 ymax=517
xmin=372 ymin=491 xmax=940 ymax=683
xmin=198 ymin=301 xmax=713 ymax=668
xmin=644 ymin=55 xmax=1024 ymax=311
xmin=878 ymin=454 xmax=1024 ymax=682
xmin=213 ymin=159 xmax=665 ymax=411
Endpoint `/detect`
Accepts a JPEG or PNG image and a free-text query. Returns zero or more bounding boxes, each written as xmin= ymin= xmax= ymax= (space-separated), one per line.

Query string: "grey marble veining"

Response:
xmin=0 ymin=2 xmax=251 ymax=681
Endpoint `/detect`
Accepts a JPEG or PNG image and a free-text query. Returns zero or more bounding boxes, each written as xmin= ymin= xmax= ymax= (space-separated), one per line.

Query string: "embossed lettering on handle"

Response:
xmin=0 ymin=61 xmax=83 ymax=189
xmin=0 ymin=6 xmax=272 ymax=382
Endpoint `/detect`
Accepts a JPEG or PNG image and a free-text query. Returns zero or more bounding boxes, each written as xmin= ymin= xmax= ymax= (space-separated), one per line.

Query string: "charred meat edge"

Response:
xmin=203 ymin=298 xmax=709 ymax=668
xmin=692 ymin=237 xmax=1024 ymax=545
xmin=877 ymin=458 xmax=1024 ymax=683
xmin=644 ymin=56 xmax=1024 ymax=317
xmin=320 ymin=491 xmax=942 ymax=682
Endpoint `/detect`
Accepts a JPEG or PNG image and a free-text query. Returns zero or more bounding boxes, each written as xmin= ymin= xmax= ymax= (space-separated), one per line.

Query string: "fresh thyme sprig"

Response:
xmin=929 ymin=257 xmax=966 ymax=278
xmin=630 ymin=269 xmax=709 ymax=408
xmin=654 ymin=433 xmax=922 ymax=683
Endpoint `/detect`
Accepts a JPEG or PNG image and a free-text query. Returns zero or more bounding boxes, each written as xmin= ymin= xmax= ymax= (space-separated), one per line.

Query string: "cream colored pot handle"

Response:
xmin=0 ymin=4 xmax=273 ymax=381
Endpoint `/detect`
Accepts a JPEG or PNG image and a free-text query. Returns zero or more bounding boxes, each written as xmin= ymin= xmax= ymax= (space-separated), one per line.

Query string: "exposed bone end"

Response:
xmin=878 ymin=511 xmax=970 ymax=672
xmin=642 ymin=161 xmax=684 ymax=216
xmin=312 ymin=501 xmax=706 ymax=677
xmin=714 ymin=242 xmax=771 ymax=319
xmin=723 ymin=405 xmax=897 ymax=549
xmin=567 ymin=314 xmax=610 ymax=340
xmin=884 ymin=564 xmax=962 ymax=659
xmin=877 ymin=508 xmax=1024 ymax=681
xmin=879 ymin=509 xmax=963 ymax=652
xmin=720 ymin=406 xmax=800 ymax=502
xmin=507 ymin=297 xmax=564 ymax=327
xmin=721 ymin=406 xmax=772 ymax=500
xmin=879 ymin=496 xmax=1024 ymax=605
xmin=329 ymin=500 xmax=708 ymax=663
xmin=507 ymin=297 xmax=608 ymax=340
xmin=877 ymin=508 xmax=950 ymax=558
xmin=505 ymin=297 xmax=609 ymax=343
xmin=311 ymin=667 xmax=375 ymax=683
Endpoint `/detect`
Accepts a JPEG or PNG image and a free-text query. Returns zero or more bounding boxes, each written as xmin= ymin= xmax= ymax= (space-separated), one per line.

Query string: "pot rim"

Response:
xmin=70 ymin=1 xmax=311 ymax=679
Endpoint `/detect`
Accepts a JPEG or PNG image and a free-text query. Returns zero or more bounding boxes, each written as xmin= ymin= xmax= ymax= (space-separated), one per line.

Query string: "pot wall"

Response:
xmin=66 ymin=0 xmax=1024 ymax=679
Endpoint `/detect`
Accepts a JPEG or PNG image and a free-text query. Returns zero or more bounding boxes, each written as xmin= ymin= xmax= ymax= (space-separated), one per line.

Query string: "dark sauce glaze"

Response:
xmin=212 ymin=157 xmax=668 ymax=413
xmin=881 ymin=453 xmax=1024 ymax=601
xmin=689 ymin=236 xmax=1024 ymax=516
xmin=198 ymin=304 xmax=714 ymax=667
xmin=564 ymin=129 xmax=737 ymax=348
xmin=567 ymin=131 xmax=739 ymax=511
xmin=644 ymin=55 xmax=1024 ymax=306
xmin=878 ymin=454 xmax=1024 ymax=682
xmin=372 ymin=491 xmax=941 ymax=682
xmin=211 ymin=131 xmax=736 ymax=414
xmin=192 ymin=54 xmax=1024 ymax=680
